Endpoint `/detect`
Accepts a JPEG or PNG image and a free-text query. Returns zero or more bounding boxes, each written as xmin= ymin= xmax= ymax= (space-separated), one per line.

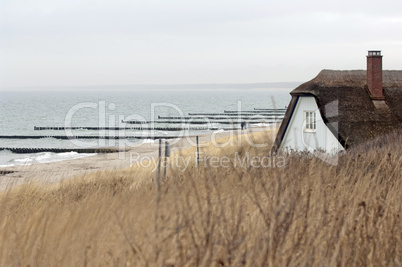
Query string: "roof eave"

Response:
xmin=272 ymin=96 xmax=299 ymax=153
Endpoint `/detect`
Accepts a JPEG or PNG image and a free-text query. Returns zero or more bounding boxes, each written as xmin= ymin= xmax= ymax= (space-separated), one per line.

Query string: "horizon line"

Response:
xmin=0 ymin=81 xmax=302 ymax=90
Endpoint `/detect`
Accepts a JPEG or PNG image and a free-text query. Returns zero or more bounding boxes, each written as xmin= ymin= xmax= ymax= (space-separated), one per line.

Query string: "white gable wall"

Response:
xmin=279 ymin=96 xmax=344 ymax=154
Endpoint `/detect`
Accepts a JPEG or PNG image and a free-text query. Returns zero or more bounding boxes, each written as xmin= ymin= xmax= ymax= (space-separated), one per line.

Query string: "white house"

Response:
xmin=276 ymin=95 xmax=344 ymax=154
xmin=273 ymin=51 xmax=402 ymax=153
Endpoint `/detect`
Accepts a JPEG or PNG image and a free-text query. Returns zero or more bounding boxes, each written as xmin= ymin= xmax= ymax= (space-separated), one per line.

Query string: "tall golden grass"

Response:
xmin=0 ymin=130 xmax=401 ymax=266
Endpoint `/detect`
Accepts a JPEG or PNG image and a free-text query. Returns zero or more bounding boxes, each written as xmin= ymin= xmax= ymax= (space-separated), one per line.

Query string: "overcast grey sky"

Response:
xmin=1 ymin=0 xmax=401 ymax=87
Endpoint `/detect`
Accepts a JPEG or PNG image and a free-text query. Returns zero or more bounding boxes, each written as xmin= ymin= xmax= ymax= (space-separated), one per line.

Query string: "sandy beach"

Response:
xmin=0 ymin=126 xmax=276 ymax=190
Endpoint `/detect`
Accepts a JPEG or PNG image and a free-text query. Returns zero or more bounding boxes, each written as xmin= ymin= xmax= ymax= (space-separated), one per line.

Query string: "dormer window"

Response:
xmin=304 ymin=111 xmax=316 ymax=132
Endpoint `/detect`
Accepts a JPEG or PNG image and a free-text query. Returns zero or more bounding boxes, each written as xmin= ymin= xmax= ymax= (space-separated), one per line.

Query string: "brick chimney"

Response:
xmin=367 ymin=50 xmax=384 ymax=100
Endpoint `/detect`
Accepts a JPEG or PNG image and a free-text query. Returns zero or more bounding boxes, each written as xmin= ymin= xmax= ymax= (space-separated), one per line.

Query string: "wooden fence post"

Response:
xmin=164 ymin=141 xmax=170 ymax=178
xmin=156 ymin=139 xmax=162 ymax=191
xmin=196 ymin=136 xmax=199 ymax=167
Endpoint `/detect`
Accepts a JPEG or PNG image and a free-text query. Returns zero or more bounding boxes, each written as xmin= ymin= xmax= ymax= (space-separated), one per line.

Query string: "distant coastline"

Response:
xmin=0 ymin=82 xmax=301 ymax=91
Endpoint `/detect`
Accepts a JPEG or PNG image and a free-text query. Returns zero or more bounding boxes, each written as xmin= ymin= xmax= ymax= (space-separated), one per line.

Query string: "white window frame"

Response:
xmin=304 ymin=111 xmax=316 ymax=132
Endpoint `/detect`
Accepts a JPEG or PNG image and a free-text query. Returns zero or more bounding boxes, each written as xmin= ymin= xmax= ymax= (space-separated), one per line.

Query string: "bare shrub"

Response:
xmin=0 ymin=130 xmax=401 ymax=266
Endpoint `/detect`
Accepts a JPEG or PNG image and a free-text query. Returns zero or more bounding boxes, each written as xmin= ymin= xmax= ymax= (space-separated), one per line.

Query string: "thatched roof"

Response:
xmin=273 ymin=70 xmax=402 ymax=151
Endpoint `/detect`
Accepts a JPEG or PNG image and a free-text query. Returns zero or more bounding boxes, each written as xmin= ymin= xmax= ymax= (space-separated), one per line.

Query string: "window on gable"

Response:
xmin=304 ymin=111 xmax=316 ymax=132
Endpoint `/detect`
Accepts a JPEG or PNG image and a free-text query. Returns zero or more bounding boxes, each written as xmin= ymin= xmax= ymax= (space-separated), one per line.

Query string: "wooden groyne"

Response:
xmin=0 ymin=135 xmax=179 ymax=140
xmin=123 ymin=120 xmax=280 ymax=125
xmin=157 ymin=115 xmax=283 ymax=120
xmin=254 ymin=108 xmax=287 ymax=111
xmin=34 ymin=126 xmax=233 ymax=131
xmin=0 ymin=170 xmax=15 ymax=175
xmin=223 ymin=110 xmax=286 ymax=114
xmin=187 ymin=113 xmax=285 ymax=116
xmin=123 ymin=120 xmax=214 ymax=125
xmin=0 ymin=147 xmax=125 ymax=154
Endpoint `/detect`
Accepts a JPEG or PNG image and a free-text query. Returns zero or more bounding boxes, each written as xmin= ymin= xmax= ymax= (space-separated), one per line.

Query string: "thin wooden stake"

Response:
xmin=196 ymin=136 xmax=199 ymax=167
xmin=164 ymin=141 xmax=169 ymax=178
xmin=156 ymin=139 xmax=161 ymax=191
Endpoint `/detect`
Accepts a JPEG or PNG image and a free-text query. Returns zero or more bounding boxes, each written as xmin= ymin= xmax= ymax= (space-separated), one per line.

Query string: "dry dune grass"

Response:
xmin=0 ymin=129 xmax=401 ymax=266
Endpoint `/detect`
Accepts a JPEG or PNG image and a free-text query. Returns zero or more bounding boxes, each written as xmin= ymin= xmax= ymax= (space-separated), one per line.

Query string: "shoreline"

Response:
xmin=0 ymin=125 xmax=277 ymax=190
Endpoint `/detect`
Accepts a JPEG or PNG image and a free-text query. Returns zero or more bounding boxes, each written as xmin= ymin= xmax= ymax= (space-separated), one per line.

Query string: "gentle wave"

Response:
xmin=142 ymin=139 xmax=157 ymax=144
xmin=0 ymin=151 xmax=96 ymax=167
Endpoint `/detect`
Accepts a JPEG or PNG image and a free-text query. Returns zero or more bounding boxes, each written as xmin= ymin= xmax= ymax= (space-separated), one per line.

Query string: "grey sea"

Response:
xmin=0 ymin=88 xmax=291 ymax=167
